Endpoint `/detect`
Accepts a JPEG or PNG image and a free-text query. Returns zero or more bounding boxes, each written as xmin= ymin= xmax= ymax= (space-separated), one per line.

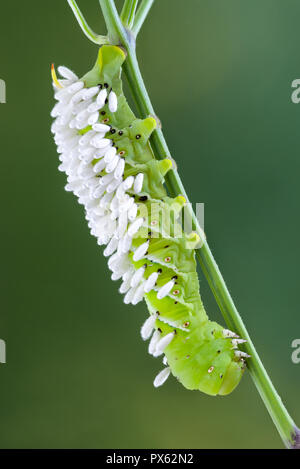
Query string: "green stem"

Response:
xmin=99 ymin=0 xmax=131 ymax=46
xmin=73 ymin=0 xmax=299 ymax=449
xmin=132 ymin=0 xmax=155 ymax=36
xmin=121 ymin=0 xmax=139 ymax=29
xmin=67 ymin=0 xmax=109 ymax=45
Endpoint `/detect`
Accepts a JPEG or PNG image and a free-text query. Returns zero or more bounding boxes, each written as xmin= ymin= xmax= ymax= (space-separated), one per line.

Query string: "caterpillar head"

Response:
xmin=83 ymin=45 xmax=126 ymax=88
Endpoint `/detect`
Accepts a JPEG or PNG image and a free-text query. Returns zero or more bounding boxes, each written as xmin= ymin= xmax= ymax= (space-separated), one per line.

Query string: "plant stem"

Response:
xmin=72 ymin=0 xmax=299 ymax=448
xmin=121 ymin=0 xmax=139 ymax=29
xmin=100 ymin=0 xmax=131 ymax=46
xmin=67 ymin=0 xmax=109 ymax=45
xmin=132 ymin=0 xmax=155 ymax=36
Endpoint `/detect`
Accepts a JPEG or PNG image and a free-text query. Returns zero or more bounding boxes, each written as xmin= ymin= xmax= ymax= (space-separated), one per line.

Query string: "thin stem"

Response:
xmin=120 ymin=0 xmax=133 ymax=24
xmin=128 ymin=0 xmax=139 ymax=29
xmin=97 ymin=0 xmax=299 ymax=448
xmin=67 ymin=0 xmax=109 ymax=45
xmin=132 ymin=0 xmax=155 ymax=36
xmin=121 ymin=0 xmax=139 ymax=29
xmin=100 ymin=0 xmax=132 ymax=46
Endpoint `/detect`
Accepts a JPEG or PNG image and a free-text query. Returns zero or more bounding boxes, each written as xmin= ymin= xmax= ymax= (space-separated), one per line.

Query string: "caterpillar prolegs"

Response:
xmin=51 ymin=45 xmax=248 ymax=396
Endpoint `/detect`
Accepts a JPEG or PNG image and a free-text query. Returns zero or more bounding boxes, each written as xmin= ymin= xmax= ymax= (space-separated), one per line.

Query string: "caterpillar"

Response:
xmin=51 ymin=45 xmax=248 ymax=396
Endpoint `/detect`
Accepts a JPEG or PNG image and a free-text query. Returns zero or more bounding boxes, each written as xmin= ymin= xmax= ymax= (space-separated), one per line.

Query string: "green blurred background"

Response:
xmin=0 ymin=0 xmax=299 ymax=449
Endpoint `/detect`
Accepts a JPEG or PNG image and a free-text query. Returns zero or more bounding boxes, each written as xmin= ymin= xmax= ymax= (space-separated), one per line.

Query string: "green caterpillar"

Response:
xmin=51 ymin=45 xmax=248 ymax=396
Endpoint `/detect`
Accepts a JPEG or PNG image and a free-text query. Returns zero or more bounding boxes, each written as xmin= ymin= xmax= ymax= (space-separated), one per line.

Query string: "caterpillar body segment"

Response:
xmin=51 ymin=45 xmax=246 ymax=396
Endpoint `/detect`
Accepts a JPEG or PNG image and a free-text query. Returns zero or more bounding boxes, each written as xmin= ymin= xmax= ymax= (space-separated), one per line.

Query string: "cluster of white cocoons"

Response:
xmin=51 ymin=66 xmax=175 ymax=387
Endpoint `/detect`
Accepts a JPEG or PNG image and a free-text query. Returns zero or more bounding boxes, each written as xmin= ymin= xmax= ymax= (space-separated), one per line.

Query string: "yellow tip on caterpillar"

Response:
xmin=190 ymin=232 xmax=200 ymax=243
xmin=51 ymin=64 xmax=63 ymax=89
xmin=172 ymin=195 xmax=186 ymax=211
xmin=144 ymin=116 xmax=157 ymax=131
xmin=171 ymin=195 xmax=186 ymax=217
xmin=158 ymin=158 xmax=173 ymax=177
xmin=185 ymin=232 xmax=202 ymax=250
xmin=164 ymin=158 xmax=173 ymax=170
xmin=176 ymin=195 xmax=186 ymax=205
